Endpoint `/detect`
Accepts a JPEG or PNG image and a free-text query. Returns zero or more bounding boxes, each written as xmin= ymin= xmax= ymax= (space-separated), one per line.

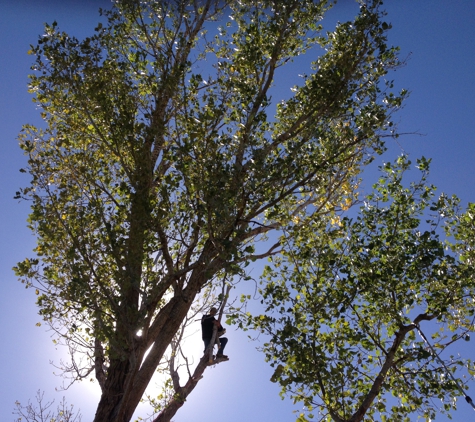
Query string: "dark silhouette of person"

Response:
xmin=201 ymin=307 xmax=228 ymax=358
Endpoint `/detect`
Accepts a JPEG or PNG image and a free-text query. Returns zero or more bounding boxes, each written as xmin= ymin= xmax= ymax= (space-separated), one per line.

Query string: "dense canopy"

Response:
xmin=14 ymin=1 xmax=414 ymax=421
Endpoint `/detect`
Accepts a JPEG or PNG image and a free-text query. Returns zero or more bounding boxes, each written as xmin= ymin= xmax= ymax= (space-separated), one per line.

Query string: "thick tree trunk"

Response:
xmin=93 ymin=359 xmax=132 ymax=421
xmin=92 ymin=264 xmax=221 ymax=421
xmin=92 ymin=302 xmax=191 ymax=422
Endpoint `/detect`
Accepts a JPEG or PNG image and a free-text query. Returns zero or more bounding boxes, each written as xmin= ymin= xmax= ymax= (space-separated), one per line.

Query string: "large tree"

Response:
xmin=15 ymin=0 xmax=403 ymax=421
xmin=249 ymin=156 xmax=475 ymax=422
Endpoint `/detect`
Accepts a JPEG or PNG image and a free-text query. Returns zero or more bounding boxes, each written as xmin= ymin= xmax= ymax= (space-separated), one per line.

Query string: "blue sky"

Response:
xmin=1 ymin=1 xmax=475 ymax=421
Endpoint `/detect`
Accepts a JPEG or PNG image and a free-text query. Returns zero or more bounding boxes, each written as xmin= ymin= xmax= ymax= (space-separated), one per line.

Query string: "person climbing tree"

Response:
xmin=201 ymin=307 xmax=228 ymax=360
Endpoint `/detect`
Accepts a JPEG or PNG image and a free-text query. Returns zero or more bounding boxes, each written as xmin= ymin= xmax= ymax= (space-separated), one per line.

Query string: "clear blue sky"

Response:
xmin=1 ymin=1 xmax=475 ymax=421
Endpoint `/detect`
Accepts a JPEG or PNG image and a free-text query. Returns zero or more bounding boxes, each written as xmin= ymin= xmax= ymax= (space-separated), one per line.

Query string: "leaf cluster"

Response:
xmin=249 ymin=156 xmax=475 ymax=421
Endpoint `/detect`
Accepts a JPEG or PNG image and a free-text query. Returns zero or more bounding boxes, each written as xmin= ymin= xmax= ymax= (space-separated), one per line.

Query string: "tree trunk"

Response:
xmin=92 ymin=269 xmax=219 ymax=421
xmin=93 ymin=359 xmax=132 ymax=421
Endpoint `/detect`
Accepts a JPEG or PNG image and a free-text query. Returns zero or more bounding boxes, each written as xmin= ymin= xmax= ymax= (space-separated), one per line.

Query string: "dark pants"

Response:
xmin=203 ymin=337 xmax=228 ymax=356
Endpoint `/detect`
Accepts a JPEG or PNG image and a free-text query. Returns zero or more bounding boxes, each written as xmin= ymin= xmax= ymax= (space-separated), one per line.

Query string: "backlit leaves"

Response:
xmin=251 ymin=156 xmax=475 ymax=421
xmin=15 ymin=0 xmax=405 ymax=420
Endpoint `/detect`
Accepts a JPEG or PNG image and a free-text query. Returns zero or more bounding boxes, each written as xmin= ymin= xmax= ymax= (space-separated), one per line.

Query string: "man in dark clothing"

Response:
xmin=201 ymin=307 xmax=228 ymax=358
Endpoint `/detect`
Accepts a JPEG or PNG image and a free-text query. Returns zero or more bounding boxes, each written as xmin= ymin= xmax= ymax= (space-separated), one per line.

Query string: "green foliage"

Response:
xmin=249 ymin=156 xmax=475 ymax=421
xmin=14 ymin=1 xmax=404 ymax=420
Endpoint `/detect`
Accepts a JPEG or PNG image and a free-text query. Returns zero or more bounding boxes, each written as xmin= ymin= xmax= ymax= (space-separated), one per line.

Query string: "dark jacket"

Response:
xmin=201 ymin=314 xmax=224 ymax=340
